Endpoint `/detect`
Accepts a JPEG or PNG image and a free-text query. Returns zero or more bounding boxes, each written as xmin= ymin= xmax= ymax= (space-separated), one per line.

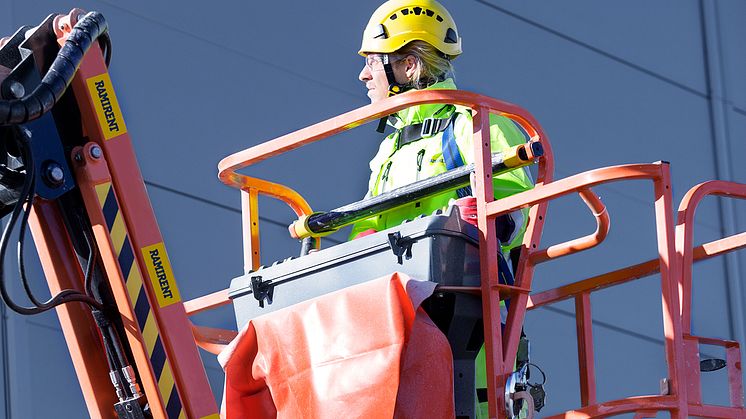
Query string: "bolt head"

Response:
xmin=45 ymin=163 xmax=65 ymax=186
xmin=8 ymin=81 xmax=25 ymax=99
xmin=90 ymin=146 xmax=103 ymax=159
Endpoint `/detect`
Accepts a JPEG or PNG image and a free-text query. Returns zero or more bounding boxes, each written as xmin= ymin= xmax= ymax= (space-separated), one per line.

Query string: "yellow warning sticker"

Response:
xmin=141 ymin=243 xmax=181 ymax=308
xmin=85 ymin=73 xmax=127 ymax=140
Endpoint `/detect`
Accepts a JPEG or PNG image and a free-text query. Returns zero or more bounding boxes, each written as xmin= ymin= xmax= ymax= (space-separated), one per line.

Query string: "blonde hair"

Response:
xmin=397 ymin=41 xmax=455 ymax=89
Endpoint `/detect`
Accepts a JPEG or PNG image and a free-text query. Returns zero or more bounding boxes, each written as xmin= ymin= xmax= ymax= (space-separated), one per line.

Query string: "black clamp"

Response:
xmin=251 ymin=275 xmax=274 ymax=308
xmin=387 ymin=232 xmax=413 ymax=265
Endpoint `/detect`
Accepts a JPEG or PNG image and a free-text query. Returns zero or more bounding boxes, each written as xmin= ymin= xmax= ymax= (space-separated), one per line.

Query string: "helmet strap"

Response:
xmin=376 ymin=54 xmax=410 ymax=133
xmin=382 ymin=54 xmax=411 ymax=97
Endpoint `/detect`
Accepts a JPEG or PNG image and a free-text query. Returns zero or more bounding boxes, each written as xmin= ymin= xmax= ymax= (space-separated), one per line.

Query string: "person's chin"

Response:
xmin=367 ymin=90 xmax=377 ymax=102
xmin=367 ymin=90 xmax=383 ymax=103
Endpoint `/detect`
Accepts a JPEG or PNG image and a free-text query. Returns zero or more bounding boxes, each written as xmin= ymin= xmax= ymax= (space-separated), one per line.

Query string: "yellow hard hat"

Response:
xmin=359 ymin=0 xmax=462 ymax=58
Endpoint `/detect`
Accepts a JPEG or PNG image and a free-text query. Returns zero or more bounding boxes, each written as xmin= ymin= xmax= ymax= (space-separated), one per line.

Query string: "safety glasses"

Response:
xmin=364 ymin=53 xmax=404 ymax=71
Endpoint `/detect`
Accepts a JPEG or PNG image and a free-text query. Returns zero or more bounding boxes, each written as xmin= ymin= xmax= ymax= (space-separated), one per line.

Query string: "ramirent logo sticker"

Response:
xmin=141 ymin=243 xmax=181 ymax=308
xmin=85 ymin=73 xmax=127 ymax=140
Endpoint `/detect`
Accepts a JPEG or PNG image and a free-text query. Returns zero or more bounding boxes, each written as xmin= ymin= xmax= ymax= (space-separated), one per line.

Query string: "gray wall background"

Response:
xmin=1 ymin=0 xmax=744 ymax=417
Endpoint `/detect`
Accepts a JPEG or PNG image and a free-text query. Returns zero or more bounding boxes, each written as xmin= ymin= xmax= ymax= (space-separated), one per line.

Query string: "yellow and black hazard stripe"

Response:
xmin=96 ymin=182 xmax=184 ymax=419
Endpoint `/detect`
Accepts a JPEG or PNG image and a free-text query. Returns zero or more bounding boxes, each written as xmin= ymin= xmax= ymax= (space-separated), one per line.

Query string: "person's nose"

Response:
xmin=359 ymin=64 xmax=371 ymax=82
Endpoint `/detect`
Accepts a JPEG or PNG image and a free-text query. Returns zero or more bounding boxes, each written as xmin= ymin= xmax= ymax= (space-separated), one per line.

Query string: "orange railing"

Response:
xmin=216 ymin=90 xmax=555 ymax=417
xmin=217 ymin=89 xmax=553 ymax=273
xmin=184 ymin=89 xmax=745 ymax=418
xmin=518 ymin=177 xmax=746 ymax=419
xmin=676 ymin=181 xmax=746 ymax=418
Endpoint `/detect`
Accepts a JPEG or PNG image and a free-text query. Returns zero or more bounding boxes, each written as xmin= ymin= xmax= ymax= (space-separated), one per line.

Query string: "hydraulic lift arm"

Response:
xmin=0 ymin=10 xmax=218 ymax=419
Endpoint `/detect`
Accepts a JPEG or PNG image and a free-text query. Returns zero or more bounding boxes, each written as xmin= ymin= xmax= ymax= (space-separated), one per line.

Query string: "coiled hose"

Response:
xmin=0 ymin=11 xmax=108 ymax=125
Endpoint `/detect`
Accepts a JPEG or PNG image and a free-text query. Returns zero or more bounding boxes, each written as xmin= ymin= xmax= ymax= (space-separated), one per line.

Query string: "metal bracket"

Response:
xmin=505 ymin=363 xmax=529 ymax=418
xmin=251 ymin=275 xmax=274 ymax=308
xmin=113 ymin=396 xmax=147 ymax=419
xmin=387 ymin=232 xmax=413 ymax=265
xmin=420 ymin=117 xmax=440 ymax=138
xmin=660 ymin=378 xmax=671 ymax=395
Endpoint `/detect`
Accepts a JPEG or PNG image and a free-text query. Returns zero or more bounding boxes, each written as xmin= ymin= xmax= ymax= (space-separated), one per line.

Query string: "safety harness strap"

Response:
xmin=396 ymin=114 xmax=455 ymax=148
xmin=440 ymin=114 xmax=472 ymax=198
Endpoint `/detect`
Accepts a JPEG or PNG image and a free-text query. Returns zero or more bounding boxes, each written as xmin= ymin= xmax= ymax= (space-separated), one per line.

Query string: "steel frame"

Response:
xmin=15 ymin=11 xmax=744 ymax=415
xmin=27 ymin=10 xmax=219 ymax=419
xmin=676 ymin=181 xmax=746 ymax=417
xmin=214 ymin=89 xmax=746 ymax=418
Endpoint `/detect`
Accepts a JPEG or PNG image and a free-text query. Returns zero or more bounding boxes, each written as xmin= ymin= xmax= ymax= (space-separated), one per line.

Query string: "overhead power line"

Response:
xmin=474 ymin=0 xmax=709 ymax=99
xmin=92 ymin=0 xmax=361 ymax=100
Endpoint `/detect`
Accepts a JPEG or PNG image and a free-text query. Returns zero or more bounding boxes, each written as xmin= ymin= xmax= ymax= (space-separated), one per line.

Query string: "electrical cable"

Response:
xmin=80 ymin=224 xmax=132 ymax=379
xmin=105 ymin=326 xmax=129 ymax=377
xmin=80 ymin=226 xmax=129 ymax=374
xmin=81 ymin=226 xmax=98 ymax=300
xmin=96 ymin=313 xmax=121 ymax=368
xmin=526 ymin=362 xmax=546 ymax=387
xmin=0 ymin=13 xmax=140 ymax=406
xmin=79 ymin=214 xmax=134 ymax=398
xmin=17 ymin=172 xmax=42 ymax=307
xmin=104 ymin=341 xmax=118 ymax=371
xmin=0 ymin=127 xmax=102 ymax=314
xmin=5 ymin=147 xmax=134 ymax=395
xmin=84 ymin=240 xmax=97 ymax=299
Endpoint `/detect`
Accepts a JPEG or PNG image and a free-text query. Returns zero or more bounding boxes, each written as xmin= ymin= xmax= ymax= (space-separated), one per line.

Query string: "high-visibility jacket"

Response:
xmin=350 ymin=79 xmax=534 ymax=250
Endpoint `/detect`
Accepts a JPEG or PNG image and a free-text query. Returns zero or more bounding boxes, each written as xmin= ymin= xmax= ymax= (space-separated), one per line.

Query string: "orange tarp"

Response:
xmin=219 ymin=272 xmax=455 ymax=418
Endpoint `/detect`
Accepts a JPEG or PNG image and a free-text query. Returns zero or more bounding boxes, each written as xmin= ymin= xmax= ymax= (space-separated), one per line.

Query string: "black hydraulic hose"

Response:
xmin=105 ymin=324 xmax=129 ymax=379
xmin=82 ymin=228 xmax=98 ymax=299
xmin=0 ymin=11 xmax=108 ymax=125
xmin=1 ymin=128 xmax=132 ymax=403
xmin=93 ymin=311 xmax=121 ymax=370
xmin=99 ymin=31 xmax=112 ymax=67
xmin=17 ymin=173 xmax=42 ymax=307
xmin=300 ymin=142 xmax=544 ymax=236
xmin=0 ymin=128 xmax=102 ymax=314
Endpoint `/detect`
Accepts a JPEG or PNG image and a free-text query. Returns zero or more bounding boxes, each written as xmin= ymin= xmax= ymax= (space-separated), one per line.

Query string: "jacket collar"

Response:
xmin=392 ymin=78 xmax=457 ymax=128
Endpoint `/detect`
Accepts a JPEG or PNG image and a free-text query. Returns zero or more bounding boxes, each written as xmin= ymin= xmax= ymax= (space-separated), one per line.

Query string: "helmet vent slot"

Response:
xmin=401 ymin=8 xmax=410 ymax=16
xmin=445 ymin=28 xmax=458 ymax=44
xmin=413 ymin=7 xmax=422 ymax=15
xmin=373 ymin=24 xmax=388 ymax=39
xmin=436 ymin=15 xmax=444 ymax=22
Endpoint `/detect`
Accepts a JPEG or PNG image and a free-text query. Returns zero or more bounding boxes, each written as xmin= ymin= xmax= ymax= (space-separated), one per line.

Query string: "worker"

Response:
xmin=351 ymin=0 xmax=532 ymax=248
xmin=351 ymin=1 xmax=535 ymax=417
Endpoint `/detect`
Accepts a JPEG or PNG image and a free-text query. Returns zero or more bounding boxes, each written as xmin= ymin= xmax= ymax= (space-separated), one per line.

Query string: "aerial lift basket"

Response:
xmin=1 ymin=9 xmax=745 ymax=419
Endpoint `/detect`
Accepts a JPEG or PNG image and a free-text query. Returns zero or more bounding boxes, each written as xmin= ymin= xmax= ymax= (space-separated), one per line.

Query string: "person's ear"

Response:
xmin=403 ymin=55 xmax=418 ymax=79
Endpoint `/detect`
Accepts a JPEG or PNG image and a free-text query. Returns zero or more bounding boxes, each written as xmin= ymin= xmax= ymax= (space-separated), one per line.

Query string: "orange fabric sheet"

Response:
xmin=219 ymin=272 xmax=455 ymax=418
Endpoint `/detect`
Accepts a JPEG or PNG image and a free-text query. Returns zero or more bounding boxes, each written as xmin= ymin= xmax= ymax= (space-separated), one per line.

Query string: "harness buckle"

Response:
xmin=420 ymin=117 xmax=440 ymax=138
